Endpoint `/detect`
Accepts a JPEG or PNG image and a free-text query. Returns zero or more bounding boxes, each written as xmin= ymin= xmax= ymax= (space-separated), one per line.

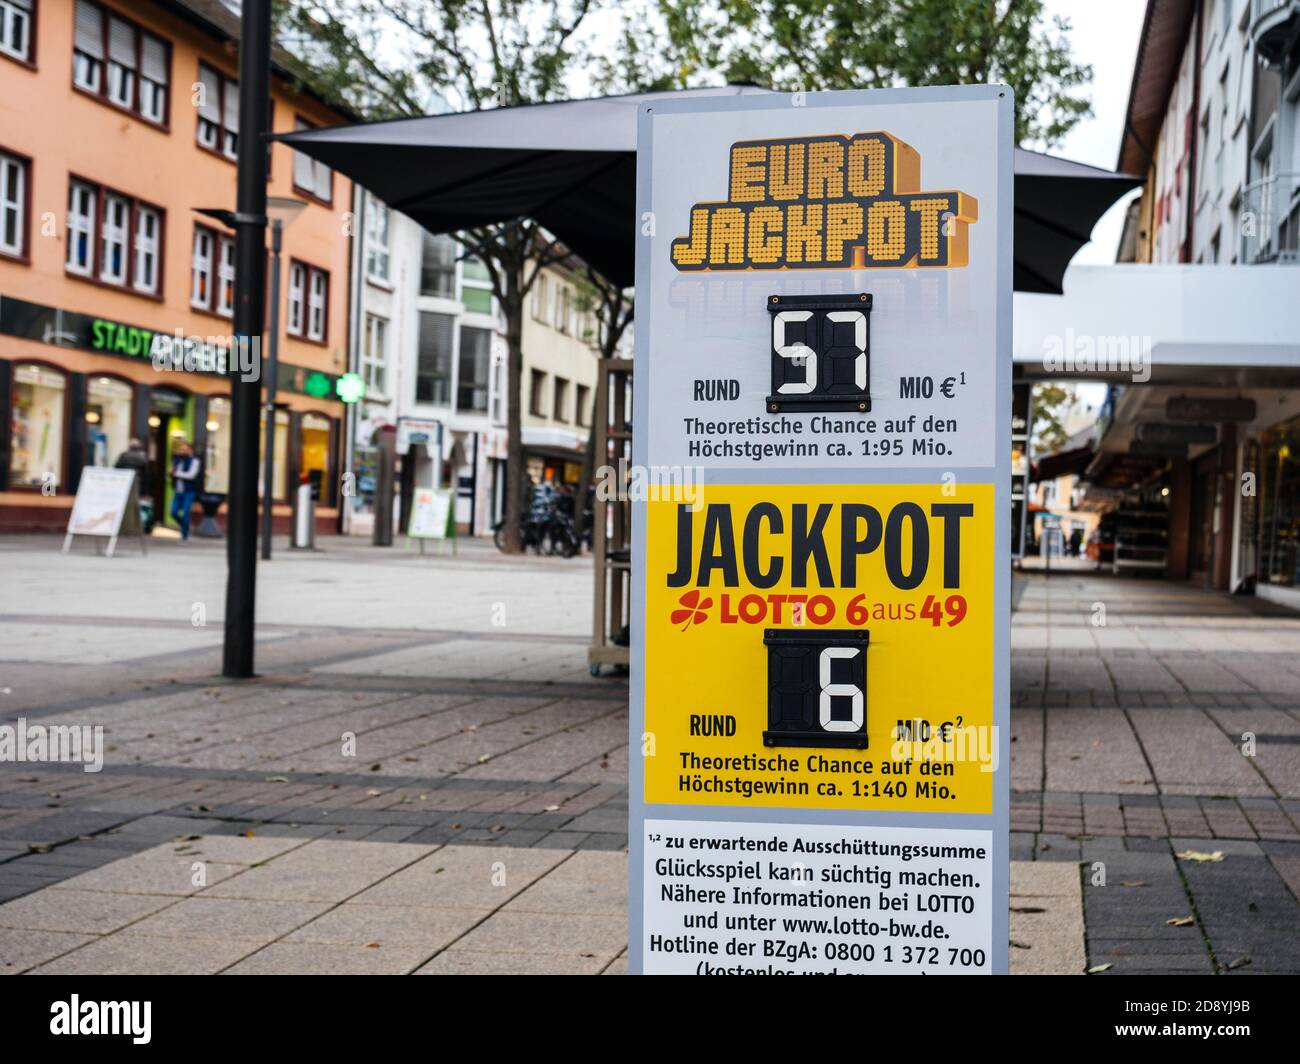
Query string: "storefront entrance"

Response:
xmin=146 ymin=387 xmax=191 ymax=525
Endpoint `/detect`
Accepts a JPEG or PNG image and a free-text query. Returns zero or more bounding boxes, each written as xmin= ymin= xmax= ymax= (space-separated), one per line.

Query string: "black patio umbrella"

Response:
xmin=278 ymin=86 xmax=1139 ymax=294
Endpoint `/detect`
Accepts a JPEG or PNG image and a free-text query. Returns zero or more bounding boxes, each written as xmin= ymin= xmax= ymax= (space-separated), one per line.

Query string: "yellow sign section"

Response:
xmin=644 ymin=483 xmax=994 ymax=813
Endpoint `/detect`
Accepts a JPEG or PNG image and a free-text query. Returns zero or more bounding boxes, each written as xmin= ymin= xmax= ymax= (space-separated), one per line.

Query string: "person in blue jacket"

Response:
xmin=169 ymin=440 xmax=202 ymax=541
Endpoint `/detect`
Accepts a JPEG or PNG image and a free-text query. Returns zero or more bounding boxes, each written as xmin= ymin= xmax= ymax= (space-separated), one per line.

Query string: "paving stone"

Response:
xmin=123 ymin=897 xmax=330 ymax=940
xmin=284 ymin=903 xmax=486 ymax=951
xmin=223 ymin=941 xmax=433 ymax=975
xmin=0 ymin=928 xmax=96 ymax=973
xmin=349 ymin=845 xmax=566 ymax=909
xmin=415 ymin=947 xmax=610 ymax=975
xmin=31 ymin=932 xmax=263 ymax=975
xmin=0 ymin=888 xmax=174 ymax=934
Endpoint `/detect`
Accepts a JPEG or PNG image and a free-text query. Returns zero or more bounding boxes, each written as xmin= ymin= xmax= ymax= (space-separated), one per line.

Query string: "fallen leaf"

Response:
xmin=241 ymin=830 xmax=256 ymax=838
xmin=369 ymin=764 xmax=382 ymax=772
xmin=1166 ymin=915 xmax=1196 ymax=927
xmin=1009 ymin=940 xmax=1032 ymax=950
xmin=1011 ymin=906 xmax=1046 ymax=914
xmin=1225 ymin=956 xmax=1250 ymax=971
xmin=1086 ymin=964 xmax=1113 ymax=974
xmin=544 ymin=804 xmax=560 ymax=812
xmin=477 ymin=755 xmax=491 ymax=764
xmin=28 ymin=843 xmax=53 ymax=854
xmin=365 ymin=942 xmax=382 ymax=949
xmin=1176 ymin=850 xmax=1225 ymax=863
xmin=366 ymin=789 xmax=382 ymax=797
xmin=1120 ymin=880 xmax=1149 ymax=888
xmin=264 ymin=776 xmax=289 ymax=783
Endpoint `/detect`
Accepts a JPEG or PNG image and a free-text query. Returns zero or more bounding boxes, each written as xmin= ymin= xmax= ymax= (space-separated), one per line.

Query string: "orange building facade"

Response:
xmin=0 ymin=0 xmax=353 ymax=532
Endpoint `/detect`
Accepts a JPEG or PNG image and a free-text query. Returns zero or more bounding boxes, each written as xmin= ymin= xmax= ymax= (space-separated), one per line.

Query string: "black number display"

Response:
xmin=766 ymin=294 xmax=872 ymax=414
xmin=763 ymin=628 xmax=869 ymax=749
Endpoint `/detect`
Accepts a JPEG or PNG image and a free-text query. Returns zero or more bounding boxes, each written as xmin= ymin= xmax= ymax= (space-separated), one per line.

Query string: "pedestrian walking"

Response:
xmin=114 ymin=437 xmax=154 ymax=533
xmin=169 ymin=440 xmax=201 ymax=540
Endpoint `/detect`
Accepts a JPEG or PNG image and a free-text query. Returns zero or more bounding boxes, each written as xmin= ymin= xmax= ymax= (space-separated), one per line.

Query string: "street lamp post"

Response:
xmin=260 ymin=198 xmax=307 ymax=560
xmin=223 ymin=0 xmax=271 ymax=679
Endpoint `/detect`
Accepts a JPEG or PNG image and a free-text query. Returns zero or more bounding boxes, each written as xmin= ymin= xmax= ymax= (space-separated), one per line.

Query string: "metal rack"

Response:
xmin=588 ymin=358 xmax=633 ymax=675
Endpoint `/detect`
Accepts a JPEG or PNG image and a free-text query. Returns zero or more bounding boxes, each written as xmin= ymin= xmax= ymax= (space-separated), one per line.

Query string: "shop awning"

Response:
xmin=1031 ymin=444 xmax=1095 ymax=483
xmin=277 ymin=86 xmax=1140 ymax=293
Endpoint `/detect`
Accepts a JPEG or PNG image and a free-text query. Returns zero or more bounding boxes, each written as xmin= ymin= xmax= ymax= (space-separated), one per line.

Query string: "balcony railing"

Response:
xmin=1240 ymin=172 xmax=1300 ymax=263
xmin=1251 ymin=0 xmax=1300 ymax=62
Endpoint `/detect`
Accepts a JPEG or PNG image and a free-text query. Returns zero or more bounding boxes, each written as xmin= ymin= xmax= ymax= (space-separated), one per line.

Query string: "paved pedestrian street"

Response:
xmin=0 ymin=536 xmax=1297 ymax=974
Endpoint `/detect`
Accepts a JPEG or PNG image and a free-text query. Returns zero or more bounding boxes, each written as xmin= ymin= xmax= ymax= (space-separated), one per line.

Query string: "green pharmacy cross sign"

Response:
xmin=336 ymin=372 xmax=366 ymax=404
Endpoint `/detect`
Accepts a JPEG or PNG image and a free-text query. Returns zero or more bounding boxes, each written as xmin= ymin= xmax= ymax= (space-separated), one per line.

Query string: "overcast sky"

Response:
xmin=1043 ymin=0 xmax=1147 ymax=264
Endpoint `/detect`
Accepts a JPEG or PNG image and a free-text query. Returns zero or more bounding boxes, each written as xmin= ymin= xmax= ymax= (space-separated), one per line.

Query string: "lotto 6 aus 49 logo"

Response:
xmin=671 ymin=589 xmax=713 ymax=630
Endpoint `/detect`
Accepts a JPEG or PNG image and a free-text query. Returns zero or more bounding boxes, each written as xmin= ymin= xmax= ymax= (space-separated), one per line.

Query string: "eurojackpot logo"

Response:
xmin=670 ymin=131 xmax=978 ymax=272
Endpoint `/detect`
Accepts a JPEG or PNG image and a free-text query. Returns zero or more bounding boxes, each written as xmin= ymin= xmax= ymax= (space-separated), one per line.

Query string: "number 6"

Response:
xmin=819 ymin=647 xmax=863 ymax=731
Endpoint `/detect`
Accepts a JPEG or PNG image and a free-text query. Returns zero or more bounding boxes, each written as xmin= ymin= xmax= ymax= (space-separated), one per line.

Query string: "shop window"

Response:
xmin=258 ymin=408 xmax=289 ymax=501
xmin=204 ymin=396 xmax=231 ymax=494
xmin=529 ymin=369 xmax=548 ymax=417
xmin=457 ymin=325 xmax=491 ymax=413
xmin=292 ymin=116 xmax=332 ymax=202
xmin=0 ymin=0 xmax=34 ymax=65
xmin=416 ymin=311 xmax=453 ymax=404
xmin=197 ymin=63 xmax=237 ymax=159
xmin=0 ymin=148 xmax=27 ymax=258
xmin=365 ymin=199 xmax=389 ymax=282
xmin=86 ymin=376 xmax=133 ymax=467
xmin=1261 ymin=417 xmax=1300 ymax=587
xmin=74 ymin=1 xmax=169 ymax=127
xmin=420 ymin=232 xmax=456 ymax=298
xmin=9 ymin=363 xmax=65 ymax=489
xmin=362 ymin=313 xmax=388 ymax=397
xmin=299 ymin=413 xmax=332 ymax=503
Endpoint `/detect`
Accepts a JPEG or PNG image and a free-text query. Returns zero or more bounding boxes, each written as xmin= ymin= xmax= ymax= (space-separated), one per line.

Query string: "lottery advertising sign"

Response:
xmin=630 ymin=87 xmax=1012 ymax=975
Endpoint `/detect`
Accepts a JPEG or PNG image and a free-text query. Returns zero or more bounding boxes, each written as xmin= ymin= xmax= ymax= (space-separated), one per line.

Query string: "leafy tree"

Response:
xmin=1031 ymin=381 xmax=1076 ymax=454
xmin=277 ymin=0 xmax=599 ymax=551
xmin=594 ymin=0 xmax=1092 ymax=146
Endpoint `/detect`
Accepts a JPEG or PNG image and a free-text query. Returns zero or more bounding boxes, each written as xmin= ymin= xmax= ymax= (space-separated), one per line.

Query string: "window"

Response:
xmin=416 ymin=311 xmax=454 ymax=404
xmin=9 ymin=363 xmax=66 ymax=489
xmin=553 ymin=376 xmax=569 ymax=422
xmin=189 ymin=224 xmax=233 ymax=315
xmin=74 ymin=2 xmax=169 ymax=126
xmin=292 ymin=117 xmax=332 ymax=202
xmin=216 ymin=234 xmax=235 ymax=316
xmin=191 ymin=226 xmax=213 ymax=308
xmin=307 ymin=268 xmax=327 ymax=341
xmin=529 ymin=369 xmax=548 ymax=417
xmin=419 ymin=231 xmax=456 ymax=297
xmin=362 ymin=314 xmax=387 ymax=397
xmin=133 ymin=205 xmax=160 ymax=293
xmin=532 ymin=273 xmax=549 ymax=321
xmin=197 ymin=63 xmax=236 ymax=158
xmin=0 ymin=149 xmax=27 ymax=258
xmin=285 ymin=260 xmax=328 ymax=340
xmin=67 ymin=179 xmax=165 ymax=293
xmin=457 ymin=325 xmax=491 ymax=413
xmin=575 ymin=384 xmax=590 ymax=427
xmin=462 ymin=256 xmax=492 ymax=314
xmin=365 ymin=198 xmax=389 ymax=281
xmin=287 ymin=261 xmax=304 ymax=334
xmin=99 ymin=193 xmax=128 ymax=284
xmin=73 ymin=1 xmax=102 ymax=91
xmin=0 ymin=0 xmax=33 ymax=64
xmin=67 ymin=180 xmax=95 ymax=274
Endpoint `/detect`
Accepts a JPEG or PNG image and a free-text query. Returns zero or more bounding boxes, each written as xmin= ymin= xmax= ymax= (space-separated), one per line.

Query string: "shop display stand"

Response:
xmin=588 ymin=359 xmax=633 ymax=676
xmin=1113 ymin=498 xmax=1168 ymax=573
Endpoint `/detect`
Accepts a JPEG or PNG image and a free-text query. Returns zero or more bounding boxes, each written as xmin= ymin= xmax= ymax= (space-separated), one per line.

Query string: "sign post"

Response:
xmin=631 ymin=86 xmax=1012 ymax=974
